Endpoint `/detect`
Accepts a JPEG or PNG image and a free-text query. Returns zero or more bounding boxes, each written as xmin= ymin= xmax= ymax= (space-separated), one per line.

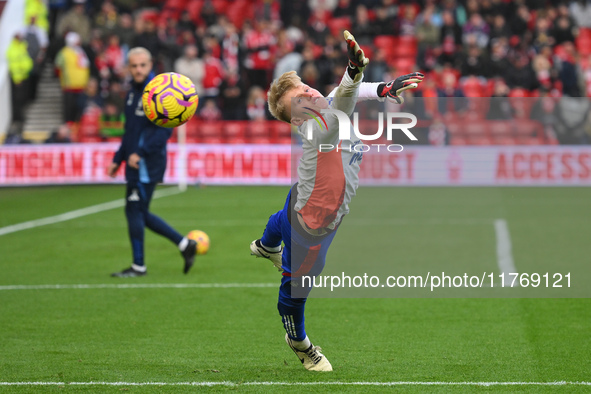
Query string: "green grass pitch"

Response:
xmin=0 ymin=185 xmax=590 ymax=393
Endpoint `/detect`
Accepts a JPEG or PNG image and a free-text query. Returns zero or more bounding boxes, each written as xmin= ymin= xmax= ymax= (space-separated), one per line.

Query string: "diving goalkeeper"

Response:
xmin=250 ymin=31 xmax=424 ymax=371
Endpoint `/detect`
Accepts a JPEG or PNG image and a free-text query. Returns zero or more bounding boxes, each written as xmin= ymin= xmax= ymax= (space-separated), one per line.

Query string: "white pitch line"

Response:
xmin=0 ymin=187 xmax=183 ymax=237
xmin=494 ymin=219 xmax=517 ymax=287
xmin=0 ymin=381 xmax=589 ymax=387
xmin=0 ymin=283 xmax=277 ymax=291
xmin=347 ymin=218 xmax=494 ymax=226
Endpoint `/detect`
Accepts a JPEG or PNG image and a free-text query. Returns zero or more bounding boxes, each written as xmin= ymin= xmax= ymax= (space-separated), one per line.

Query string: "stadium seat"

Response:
xmin=140 ymin=9 xmax=159 ymax=23
xmin=184 ymin=135 xmax=200 ymax=144
xmin=311 ymin=9 xmax=332 ymax=25
xmin=455 ymin=96 xmax=488 ymax=119
xmin=576 ymin=28 xmax=591 ymax=55
xmin=327 ymin=17 xmax=352 ymax=38
xmin=508 ymin=88 xmax=530 ymax=98
xmin=374 ymin=36 xmax=398 ymax=62
xmin=201 ymin=136 xmax=225 ymax=144
xmin=79 ymin=135 xmax=102 ymax=143
xmin=488 ymin=121 xmax=513 ymax=136
xmin=211 ymin=0 xmax=228 ymax=13
xmin=249 ymin=136 xmax=273 ymax=144
xmin=437 ymin=69 xmax=461 ymax=88
xmin=224 ymin=122 xmax=247 ymax=144
xmin=469 ymin=135 xmax=492 ymax=145
xmin=450 ymin=136 xmax=468 ymax=145
xmin=492 ymin=136 xmax=517 ymax=145
xmin=578 ymin=27 xmax=591 ymax=40
xmin=461 ymin=76 xmax=484 ymax=97
xmin=390 ymin=57 xmax=415 ymax=74
xmin=200 ymin=122 xmax=224 ymax=144
xmin=553 ymin=43 xmax=569 ymax=59
xmin=374 ymin=35 xmax=397 ymax=51
xmin=187 ymin=0 xmax=204 ymax=23
xmin=184 ymin=125 xmax=201 ymax=142
xmin=483 ymin=79 xmax=495 ymax=96
xmin=248 ymin=120 xmax=272 ymax=143
xmin=508 ymin=91 xmax=535 ymax=119
xmin=577 ymin=38 xmax=591 ymax=56
xmin=519 ymin=136 xmax=543 ymax=145
xmin=271 ymin=121 xmax=293 ymax=144
xmin=312 ymin=44 xmax=324 ymax=58
xmin=464 ymin=121 xmax=488 ymax=135
xmin=396 ymin=36 xmax=418 ymax=59
xmin=185 ymin=117 xmax=200 ymax=141
xmin=464 ymin=86 xmax=484 ymax=98
xmin=513 ymin=119 xmax=540 ymax=138
xmin=79 ymin=108 xmax=101 ymax=138
xmin=162 ymin=0 xmax=187 ymax=19
xmin=546 ymin=135 xmax=560 ymax=145
xmin=226 ymin=2 xmax=253 ymax=29
xmin=445 ymin=122 xmax=462 ymax=136
xmin=157 ymin=11 xmax=174 ymax=27
xmin=165 ymin=0 xmax=188 ymax=9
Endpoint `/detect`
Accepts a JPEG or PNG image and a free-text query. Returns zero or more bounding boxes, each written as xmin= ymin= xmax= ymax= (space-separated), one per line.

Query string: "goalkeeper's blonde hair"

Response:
xmin=267 ymin=71 xmax=302 ymax=123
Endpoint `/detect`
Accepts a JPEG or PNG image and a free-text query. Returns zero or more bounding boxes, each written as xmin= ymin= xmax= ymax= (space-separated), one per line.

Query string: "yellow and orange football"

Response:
xmin=187 ymin=230 xmax=210 ymax=255
xmin=142 ymin=72 xmax=199 ymax=128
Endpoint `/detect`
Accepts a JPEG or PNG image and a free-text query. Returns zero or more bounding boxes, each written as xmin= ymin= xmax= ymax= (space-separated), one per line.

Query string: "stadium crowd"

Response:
xmin=6 ymin=0 xmax=591 ymax=145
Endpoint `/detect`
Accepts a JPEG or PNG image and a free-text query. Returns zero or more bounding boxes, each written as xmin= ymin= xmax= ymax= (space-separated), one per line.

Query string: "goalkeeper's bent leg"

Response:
xmin=261 ymin=185 xmax=294 ymax=249
xmin=261 ymin=210 xmax=283 ymax=250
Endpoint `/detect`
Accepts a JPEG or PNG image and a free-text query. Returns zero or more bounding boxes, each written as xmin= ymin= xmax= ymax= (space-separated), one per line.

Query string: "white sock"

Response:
xmin=291 ymin=336 xmax=311 ymax=351
xmin=262 ymin=242 xmax=281 ymax=253
xmin=132 ymin=264 xmax=147 ymax=272
xmin=178 ymin=237 xmax=189 ymax=251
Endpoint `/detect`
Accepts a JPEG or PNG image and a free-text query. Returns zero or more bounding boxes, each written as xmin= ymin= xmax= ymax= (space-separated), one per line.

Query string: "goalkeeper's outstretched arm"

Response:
xmin=334 ymin=31 xmax=425 ymax=108
xmin=358 ymin=72 xmax=425 ymax=104
xmin=331 ymin=30 xmax=369 ymax=113
xmin=266 ymin=30 xmax=424 ymax=133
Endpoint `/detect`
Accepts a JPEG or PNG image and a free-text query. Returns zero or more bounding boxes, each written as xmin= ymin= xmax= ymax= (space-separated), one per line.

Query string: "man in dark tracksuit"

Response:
xmin=108 ymin=47 xmax=196 ymax=277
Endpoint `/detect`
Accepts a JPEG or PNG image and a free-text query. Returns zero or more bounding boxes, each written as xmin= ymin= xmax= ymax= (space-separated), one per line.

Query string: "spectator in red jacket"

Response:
xmin=104 ymin=34 xmax=125 ymax=78
xmin=243 ymin=19 xmax=276 ymax=89
xmin=202 ymin=49 xmax=225 ymax=101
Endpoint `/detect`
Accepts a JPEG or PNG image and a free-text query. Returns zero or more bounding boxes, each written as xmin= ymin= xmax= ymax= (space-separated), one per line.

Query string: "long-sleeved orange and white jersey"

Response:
xmin=294 ymin=71 xmax=381 ymax=230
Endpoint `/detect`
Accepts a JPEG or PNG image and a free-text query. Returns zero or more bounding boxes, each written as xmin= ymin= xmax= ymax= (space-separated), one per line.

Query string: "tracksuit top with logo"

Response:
xmin=113 ymin=72 xmax=172 ymax=183
xmin=295 ymin=71 xmax=380 ymax=230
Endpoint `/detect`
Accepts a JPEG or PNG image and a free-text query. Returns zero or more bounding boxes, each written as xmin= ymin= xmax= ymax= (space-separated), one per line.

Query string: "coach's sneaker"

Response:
xmin=250 ymin=239 xmax=283 ymax=271
xmin=111 ymin=265 xmax=146 ymax=277
xmin=285 ymin=334 xmax=333 ymax=372
xmin=181 ymin=239 xmax=198 ymax=274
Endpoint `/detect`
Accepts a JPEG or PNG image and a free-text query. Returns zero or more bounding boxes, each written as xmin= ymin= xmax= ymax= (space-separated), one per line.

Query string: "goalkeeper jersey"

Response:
xmin=294 ymin=71 xmax=379 ymax=230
